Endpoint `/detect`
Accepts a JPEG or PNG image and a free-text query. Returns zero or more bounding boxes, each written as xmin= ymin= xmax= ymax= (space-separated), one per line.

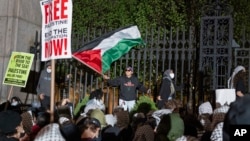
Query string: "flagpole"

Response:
xmin=4 ymin=86 xmax=14 ymax=111
xmin=50 ymin=59 xmax=55 ymax=122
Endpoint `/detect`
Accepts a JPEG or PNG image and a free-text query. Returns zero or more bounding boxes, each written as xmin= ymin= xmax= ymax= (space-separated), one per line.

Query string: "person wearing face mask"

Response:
xmin=36 ymin=61 xmax=52 ymax=110
xmin=156 ymin=69 xmax=176 ymax=109
xmin=9 ymin=97 xmax=22 ymax=114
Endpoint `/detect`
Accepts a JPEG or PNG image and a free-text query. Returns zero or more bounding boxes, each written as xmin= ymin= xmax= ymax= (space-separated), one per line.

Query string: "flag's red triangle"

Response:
xmin=72 ymin=49 xmax=102 ymax=74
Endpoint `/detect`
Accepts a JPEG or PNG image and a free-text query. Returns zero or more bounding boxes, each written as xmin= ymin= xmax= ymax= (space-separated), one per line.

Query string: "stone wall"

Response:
xmin=0 ymin=0 xmax=42 ymax=104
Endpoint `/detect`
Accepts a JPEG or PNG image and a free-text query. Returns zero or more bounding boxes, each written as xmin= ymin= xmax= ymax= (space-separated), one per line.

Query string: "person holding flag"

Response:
xmin=103 ymin=66 xmax=151 ymax=112
xmin=72 ymin=25 xmax=147 ymax=112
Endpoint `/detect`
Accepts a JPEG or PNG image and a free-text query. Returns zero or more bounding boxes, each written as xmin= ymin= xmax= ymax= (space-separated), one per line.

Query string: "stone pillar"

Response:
xmin=0 ymin=0 xmax=42 ymax=103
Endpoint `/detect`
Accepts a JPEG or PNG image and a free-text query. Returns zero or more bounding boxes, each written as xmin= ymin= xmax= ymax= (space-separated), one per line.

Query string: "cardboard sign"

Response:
xmin=3 ymin=52 xmax=34 ymax=87
xmin=40 ymin=0 xmax=73 ymax=61
xmin=215 ymin=88 xmax=236 ymax=105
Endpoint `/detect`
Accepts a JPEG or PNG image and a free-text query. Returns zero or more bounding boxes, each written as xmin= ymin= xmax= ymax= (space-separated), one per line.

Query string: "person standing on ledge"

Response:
xmin=156 ymin=69 xmax=176 ymax=109
xmin=36 ymin=61 xmax=52 ymax=110
xmin=103 ymin=66 xmax=151 ymax=112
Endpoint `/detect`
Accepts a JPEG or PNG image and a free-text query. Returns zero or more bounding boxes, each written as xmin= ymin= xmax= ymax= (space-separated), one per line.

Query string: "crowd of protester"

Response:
xmin=0 ymin=88 xmax=250 ymax=141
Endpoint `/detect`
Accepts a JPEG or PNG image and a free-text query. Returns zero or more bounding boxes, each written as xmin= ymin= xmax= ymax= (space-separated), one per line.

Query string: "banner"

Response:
xmin=3 ymin=52 xmax=34 ymax=87
xmin=215 ymin=88 xmax=236 ymax=105
xmin=40 ymin=0 xmax=72 ymax=61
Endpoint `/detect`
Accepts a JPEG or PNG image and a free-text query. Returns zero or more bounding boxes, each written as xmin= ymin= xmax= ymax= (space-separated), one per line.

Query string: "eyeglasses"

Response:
xmin=126 ymin=70 xmax=132 ymax=72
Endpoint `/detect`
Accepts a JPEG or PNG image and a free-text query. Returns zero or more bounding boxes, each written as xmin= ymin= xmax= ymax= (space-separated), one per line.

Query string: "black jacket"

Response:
xmin=157 ymin=78 xmax=176 ymax=109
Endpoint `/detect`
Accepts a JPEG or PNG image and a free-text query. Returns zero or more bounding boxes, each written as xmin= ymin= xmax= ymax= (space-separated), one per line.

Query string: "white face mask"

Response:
xmin=200 ymin=119 xmax=205 ymax=126
xmin=47 ymin=68 xmax=51 ymax=73
xmin=170 ymin=73 xmax=175 ymax=79
xmin=11 ymin=101 xmax=18 ymax=106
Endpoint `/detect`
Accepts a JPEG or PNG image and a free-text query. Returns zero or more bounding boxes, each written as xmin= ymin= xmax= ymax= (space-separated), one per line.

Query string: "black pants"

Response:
xmin=156 ymin=99 xmax=167 ymax=109
xmin=40 ymin=95 xmax=50 ymax=110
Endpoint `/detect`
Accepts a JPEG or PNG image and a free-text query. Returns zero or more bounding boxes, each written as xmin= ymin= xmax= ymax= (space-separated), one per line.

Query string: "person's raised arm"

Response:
xmin=102 ymin=75 xmax=121 ymax=87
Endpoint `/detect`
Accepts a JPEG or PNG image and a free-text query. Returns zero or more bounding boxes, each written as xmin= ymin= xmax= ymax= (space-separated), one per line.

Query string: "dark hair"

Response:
xmin=36 ymin=112 xmax=50 ymax=127
xmin=59 ymin=120 xmax=81 ymax=141
xmin=233 ymin=70 xmax=246 ymax=88
xmin=89 ymin=88 xmax=103 ymax=100
xmin=76 ymin=117 xmax=101 ymax=133
xmin=11 ymin=96 xmax=22 ymax=104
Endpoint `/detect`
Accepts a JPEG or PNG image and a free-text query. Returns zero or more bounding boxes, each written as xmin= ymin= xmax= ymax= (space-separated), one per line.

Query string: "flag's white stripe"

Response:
xmin=94 ymin=26 xmax=141 ymax=55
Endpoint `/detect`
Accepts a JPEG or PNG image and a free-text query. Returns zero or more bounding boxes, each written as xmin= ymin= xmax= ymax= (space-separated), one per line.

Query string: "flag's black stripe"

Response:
xmin=73 ymin=25 xmax=135 ymax=53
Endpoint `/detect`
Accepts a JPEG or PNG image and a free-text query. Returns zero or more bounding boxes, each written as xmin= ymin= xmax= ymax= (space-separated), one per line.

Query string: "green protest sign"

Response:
xmin=3 ymin=52 xmax=34 ymax=87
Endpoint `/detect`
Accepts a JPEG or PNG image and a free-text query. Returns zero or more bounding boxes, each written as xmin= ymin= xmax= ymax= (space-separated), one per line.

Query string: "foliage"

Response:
xmin=130 ymin=95 xmax=158 ymax=116
xmin=72 ymin=0 xmax=187 ymax=34
xmin=72 ymin=0 xmax=250 ymax=41
xmin=229 ymin=0 xmax=250 ymax=39
xmin=70 ymin=0 xmax=250 ymax=108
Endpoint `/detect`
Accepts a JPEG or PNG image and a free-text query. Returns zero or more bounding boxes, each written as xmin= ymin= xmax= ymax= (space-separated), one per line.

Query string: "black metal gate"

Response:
xmin=54 ymin=27 xmax=197 ymax=112
xmin=199 ymin=1 xmax=233 ymax=89
xmin=31 ymin=1 xmax=250 ymax=114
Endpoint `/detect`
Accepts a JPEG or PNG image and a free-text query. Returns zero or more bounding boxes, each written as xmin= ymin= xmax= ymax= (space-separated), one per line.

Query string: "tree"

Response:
xmin=72 ymin=0 xmax=187 ymax=34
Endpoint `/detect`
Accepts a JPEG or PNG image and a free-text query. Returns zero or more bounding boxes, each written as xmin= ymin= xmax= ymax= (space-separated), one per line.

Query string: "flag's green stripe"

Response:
xmin=95 ymin=26 xmax=141 ymax=54
xmin=101 ymin=38 xmax=144 ymax=73
xmin=73 ymin=25 xmax=138 ymax=53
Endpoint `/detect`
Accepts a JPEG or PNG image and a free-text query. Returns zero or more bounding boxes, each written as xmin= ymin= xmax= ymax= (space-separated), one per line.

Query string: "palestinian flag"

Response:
xmin=72 ymin=25 xmax=145 ymax=74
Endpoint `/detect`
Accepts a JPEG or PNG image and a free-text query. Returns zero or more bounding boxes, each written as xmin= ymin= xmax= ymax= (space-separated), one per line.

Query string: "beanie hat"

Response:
xmin=198 ymin=101 xmax=213 ymax=115
xmin=90 ymin=109 xmax=107 ymax=128
xmin=0 ymin=110 xmax=22 ymax=134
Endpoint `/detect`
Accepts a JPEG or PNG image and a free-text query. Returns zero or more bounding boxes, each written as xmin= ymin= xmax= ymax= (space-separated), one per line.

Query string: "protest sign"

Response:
xmin=40 ymin=0 xmax=72 ymax=61
xmin=3 ymin=52 xmax=34 ymax=87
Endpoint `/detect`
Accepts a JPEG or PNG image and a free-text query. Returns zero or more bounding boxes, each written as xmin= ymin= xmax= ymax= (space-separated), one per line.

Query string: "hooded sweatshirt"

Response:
xmin=158 ymin=69 xmax=176 ymax=101
xmin=36 ymin=63 xmax=51 ymax=97
xmin=107 ymin=75 xmax=148 ymax=101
